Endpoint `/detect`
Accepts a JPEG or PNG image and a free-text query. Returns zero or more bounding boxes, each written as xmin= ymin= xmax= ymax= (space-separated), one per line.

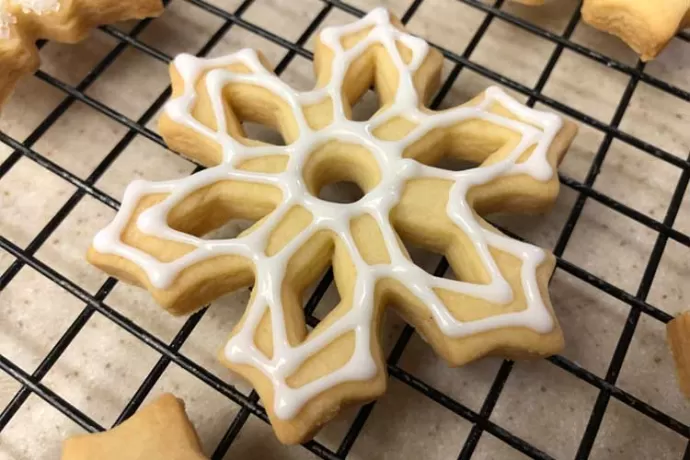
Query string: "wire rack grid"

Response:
xmin=0 ymin=0 xmax=688 ymax=458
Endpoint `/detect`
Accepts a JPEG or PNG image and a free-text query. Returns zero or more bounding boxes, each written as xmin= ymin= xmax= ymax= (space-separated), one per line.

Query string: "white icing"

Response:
xmin=0 ymin=7 xmax=16 ymax=39
xmin=92 ymin=8 xmax=564 ymax=420
xmin=0 ymin=0 xmax=60 ymax=39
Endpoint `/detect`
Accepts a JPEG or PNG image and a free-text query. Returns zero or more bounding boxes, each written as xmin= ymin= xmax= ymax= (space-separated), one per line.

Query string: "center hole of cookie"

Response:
xmin=302 ymin=141 xmax=381 ymax=205
xmin=318 ymin=181 xmax=364 ymax=204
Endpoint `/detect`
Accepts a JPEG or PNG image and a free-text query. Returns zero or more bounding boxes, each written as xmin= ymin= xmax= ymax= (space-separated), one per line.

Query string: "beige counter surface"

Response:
xmin=0 ymin=0 xmax=688 ymax=459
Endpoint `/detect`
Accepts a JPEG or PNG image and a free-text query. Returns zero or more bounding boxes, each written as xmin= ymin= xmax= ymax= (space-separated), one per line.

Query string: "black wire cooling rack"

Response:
xmin=0 ymin=0 xmax=689 ymax=458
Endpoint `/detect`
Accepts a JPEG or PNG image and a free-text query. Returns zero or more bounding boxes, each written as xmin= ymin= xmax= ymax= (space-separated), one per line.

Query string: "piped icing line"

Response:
xmin=0 ymin=0 xmax=60 ymax=38
xmin=92 ymin=7 xmax=564 ymax=419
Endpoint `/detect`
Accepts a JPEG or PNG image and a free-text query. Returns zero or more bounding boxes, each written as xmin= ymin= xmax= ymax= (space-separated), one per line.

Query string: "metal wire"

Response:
xmin=0 ymin=0 xmax=688 ymax=458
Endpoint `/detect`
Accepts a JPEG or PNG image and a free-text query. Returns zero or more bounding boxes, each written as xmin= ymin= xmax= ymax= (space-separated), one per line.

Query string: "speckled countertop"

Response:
xmin=0 ymin=0 xmax=688 ymax=459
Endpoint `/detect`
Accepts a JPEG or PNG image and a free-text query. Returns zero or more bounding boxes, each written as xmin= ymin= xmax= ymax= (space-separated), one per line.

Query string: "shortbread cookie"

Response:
xmin=88 ymin=8 xmax=577 ymax=444
xmin=511 ymin=0 xmax=690 ymax=60
xmin=0 ymin=0 xmax=163 ymax=106
xmin=667 ymin=312 xmax=690 ymax=399
xmin=61 ymin=394 xmax=207 ymax=460
xmin=582 ymin=0 xmax=690 ymax=60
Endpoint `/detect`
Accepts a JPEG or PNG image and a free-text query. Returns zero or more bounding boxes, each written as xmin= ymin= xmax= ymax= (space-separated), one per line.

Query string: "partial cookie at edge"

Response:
xmin=0 ymin=0 xmax=163 ymax=107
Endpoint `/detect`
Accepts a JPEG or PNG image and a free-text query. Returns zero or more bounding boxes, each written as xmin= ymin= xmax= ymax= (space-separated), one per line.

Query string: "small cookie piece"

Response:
xmin=61 ymin=393 xmax=207 ymax=460
xmin=0 ymin=0 xmax=163 ymax=106
xmin=667 ymin=312 xmax=690 ymax=399
xmin=88 ymin=8 xmax=576 ymax=444
xmin=509 ymin=0 xmax=689 ymax=60
xmin=582 ymin=0 xmax=690 ymax=61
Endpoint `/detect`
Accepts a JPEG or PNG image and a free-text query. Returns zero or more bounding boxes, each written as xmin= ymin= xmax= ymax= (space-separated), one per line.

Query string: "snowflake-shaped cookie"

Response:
xmin=0 ymin=0 xmax=162 ymax=106
xmin=88 ymin=8 xmax=577 ymax=443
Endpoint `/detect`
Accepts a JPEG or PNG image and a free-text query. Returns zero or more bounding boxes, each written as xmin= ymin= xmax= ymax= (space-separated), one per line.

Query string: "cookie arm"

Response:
xmin=0 ymin=36 xmax=39 ymax=108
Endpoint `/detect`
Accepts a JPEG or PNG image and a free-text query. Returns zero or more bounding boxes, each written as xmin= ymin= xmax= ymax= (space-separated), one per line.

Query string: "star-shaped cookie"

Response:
xmin=0 ymin=0 xmax=163 ymax=106
xmin=582 ymin=0 xmax=689 ymax=60
xmin=61 ymin=393 xmax=207 ymax=460
xmin=512 ymin=0 xmax=689 ymax=60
